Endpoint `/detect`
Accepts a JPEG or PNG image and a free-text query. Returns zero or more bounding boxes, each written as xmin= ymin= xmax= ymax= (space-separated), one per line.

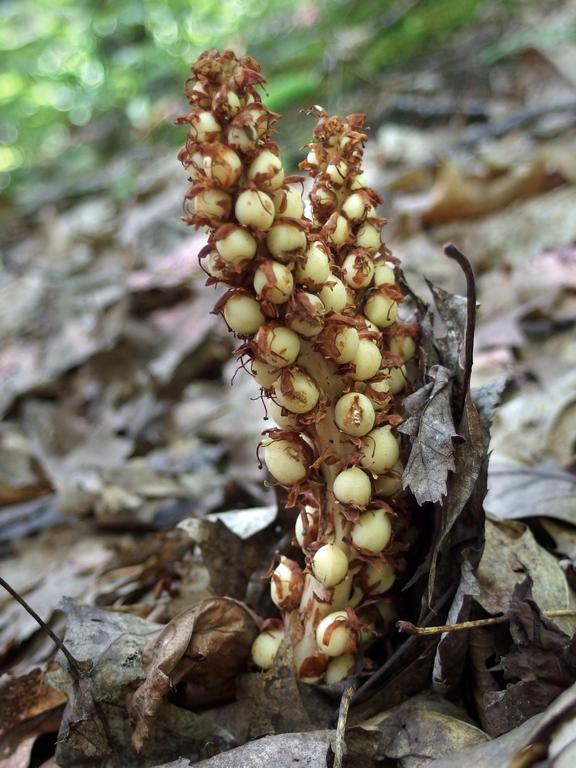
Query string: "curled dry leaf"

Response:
xmin=50 ymin=600 xmax=234 ymax=767
xmin=129 ymin=597 xmax=259 ymax=752
xmin=396 ymin=157 xmax=564 ymax=225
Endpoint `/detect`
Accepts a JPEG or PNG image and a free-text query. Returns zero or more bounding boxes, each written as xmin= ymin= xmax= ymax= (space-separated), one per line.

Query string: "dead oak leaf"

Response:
xmin=129 ymin=597 xmax=259 ymax=752
xmin=399 ymin=364 xmax=458 ymax=505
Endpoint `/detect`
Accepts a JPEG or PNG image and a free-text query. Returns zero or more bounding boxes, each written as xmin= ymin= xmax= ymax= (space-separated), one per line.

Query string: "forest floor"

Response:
xmin=1 ymin=1 xmax=576 ymax=766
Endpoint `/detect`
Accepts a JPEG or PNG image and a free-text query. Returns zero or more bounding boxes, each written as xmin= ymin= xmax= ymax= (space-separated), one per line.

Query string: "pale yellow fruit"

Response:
xmin=223 ymin=293 xmax=264 ymax=335
xmin=263 ymin=438 xmax=309 ymax=485
xmin=351 ymin=508 xmax=392 ymax=553
xmin=312 ymin=544 xmax=349 ymax=587
xmin=255 ymin=324 xmax=301 ymax=367
xmin=235 ymin=189 xmax=275 ymax=230
xmin=253 ymin=261 xmax=294 ymax=304
xmin=333 ymin=467 xmax=372 ymax=506
xmin=334 ymin=392 xmax=375 ymax=437
xmin=359 ymin=426 xmax=400 ymax=474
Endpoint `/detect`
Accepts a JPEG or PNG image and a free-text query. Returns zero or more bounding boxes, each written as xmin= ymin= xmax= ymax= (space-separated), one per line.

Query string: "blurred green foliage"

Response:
xmin=1 ymin=0 xmax=489 ymax=204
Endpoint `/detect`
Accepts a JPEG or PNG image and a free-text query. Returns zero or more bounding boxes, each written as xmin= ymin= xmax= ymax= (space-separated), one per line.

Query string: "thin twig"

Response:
xmin=444 ymin=243 xmax=476 ymax=421
xmin=397 ymin=609 xmax=576 ymax=636
xmin=332 ymin=677 xmax=358 ymax=768
xmin=0 ymin=574 xmax=81 ymax=679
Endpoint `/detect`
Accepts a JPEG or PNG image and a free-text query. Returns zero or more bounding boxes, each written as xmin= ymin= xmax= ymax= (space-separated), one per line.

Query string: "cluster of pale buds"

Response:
xmin=178 ymin=50 xmax=418 ymax=684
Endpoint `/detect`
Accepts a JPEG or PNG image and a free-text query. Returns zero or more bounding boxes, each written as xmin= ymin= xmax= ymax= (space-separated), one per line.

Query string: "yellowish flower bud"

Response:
xmin=334 ymin=392 xmax=375 ymax=437
xmin=263 ymin=437 xmax=309 ymax=485
xmin=359 ymin=426 xmax=400 ymax=474
xmin=316 ymin=611 xmax=355 ymax=656
xmin=251 ymin=626 xmax=283 ymax=670
xmin=235 ymin=189 xmax=275 ymax=230
xmin=333 ymin=467 xmax=372 ymax=506
xmin=351 ymin=509 xmax=392 ymax=553
xmin=255 ymin=324 xmax=300 ymax=367
xmin=223 ymin=293 xmax=264 ymax=335
xmin=253 ymin=261 xmax=294 ymax=304
xmin=266 ymin=222 xmax=307 ymax=262
xmin=312 ymin=544 xmax=349 ymax=587
xmin=352 ymin=338 xmax=382 ymax=381
xmin=273 ymin=366 xmax=320 ymax=414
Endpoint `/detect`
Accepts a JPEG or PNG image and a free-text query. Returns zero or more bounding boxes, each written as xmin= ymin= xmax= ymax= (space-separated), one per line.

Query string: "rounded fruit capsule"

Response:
xmin=235 ymin=189 xmax=275 ymax=230
xmin=254 ymin=324 xmax=300 ymax=367
xmin=248 ymin=149 xmax=285 ymax=191
xmin=316 ymin=611 xmax=356 ymax=657
xmin=319 ymin=276 xmax=350 ymax=313
xmin=355 ymin=221 xmax=381 ymax=254
xmin=334 ymin=392 xmax=375 ymax=437
xmin=351 ymin=508 xmax=392 ymax=553
xmin=352 ymin=339 xmax=382 ymax=381
xmin=251 ymin=626 xmax=283 ymax=670
xmin=253 ymin=261 xmax=294 ymax=304
xmin=362 ymin=561 xmax=395 ymax=594
xmin=270 ymin=557 xmax=304 ymax=609
xmin=312 ymin=544 xmax=349 ymax=587
xmin=263 ymin=437 xmax=310 ymax=486
xmin=374 ymin=462 xmax=404 ymax=497
xmin=223 ymin=293 xmax=264 ymax=335
xmin=364 ymin=292 xmax=398 ymax=329
xmin=342 ymin=251 xmax=374 ymax=289
xmin=216 ymin=226 xmax=258 ymax=266
xmin=272 ymin=367 xmax=320 ymax=414
xmin=333 ymin=467 xmax=372 ymax=507
xmin=325 ymin=653 xmax=355 ymax=685
xmin=266 ymin=222 xmax=307 ymax=262
xmin=359 ymin=426 xmax=400 ymax=474
xmin=295 ymin=242 xmax=331 ymax=288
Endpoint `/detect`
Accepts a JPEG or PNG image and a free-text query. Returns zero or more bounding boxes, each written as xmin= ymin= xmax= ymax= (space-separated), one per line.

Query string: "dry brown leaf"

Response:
xmin=129 ymin=597 xmax=259 ymax=752
xmin=0 ymin=669 xmax=65 ymax=768
xmin=396 ymin=158 xmax=562 ymax=224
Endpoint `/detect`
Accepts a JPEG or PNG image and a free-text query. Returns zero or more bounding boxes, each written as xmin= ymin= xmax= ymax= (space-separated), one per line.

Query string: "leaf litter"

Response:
xmin=2 ymin=4 xmax=576 ymax=766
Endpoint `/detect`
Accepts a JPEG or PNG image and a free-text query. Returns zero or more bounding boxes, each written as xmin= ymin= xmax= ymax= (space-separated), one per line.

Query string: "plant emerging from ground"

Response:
xmin=177 ymin=49 xmax=419 ymax=684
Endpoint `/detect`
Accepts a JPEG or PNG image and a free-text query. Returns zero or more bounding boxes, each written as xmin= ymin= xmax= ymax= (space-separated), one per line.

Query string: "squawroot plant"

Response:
xmin=177 ymin=49 xmax=419 ymax=685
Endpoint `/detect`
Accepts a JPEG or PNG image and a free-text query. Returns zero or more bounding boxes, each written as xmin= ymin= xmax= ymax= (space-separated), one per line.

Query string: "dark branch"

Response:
xmin=444 ymin=243 xmax=476 ymax=421
xmin=0 ymin=574 xmax=81 ymax=679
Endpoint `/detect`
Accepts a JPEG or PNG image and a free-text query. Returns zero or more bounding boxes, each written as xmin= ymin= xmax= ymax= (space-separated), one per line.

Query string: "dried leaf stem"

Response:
xmin=397 ymin=608 xmax=576 ymax=636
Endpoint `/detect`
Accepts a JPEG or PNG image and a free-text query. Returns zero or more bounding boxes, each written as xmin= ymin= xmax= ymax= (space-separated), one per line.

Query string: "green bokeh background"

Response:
xmin=1 ymin=0 xmax=510 ymax=204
